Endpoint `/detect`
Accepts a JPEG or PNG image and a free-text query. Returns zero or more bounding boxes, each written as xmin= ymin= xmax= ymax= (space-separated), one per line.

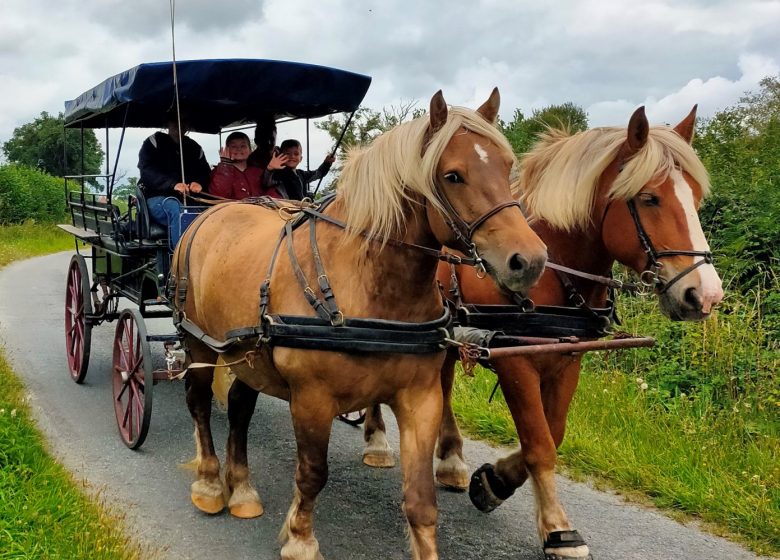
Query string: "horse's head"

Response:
xmin=422 ymin=89 xmax=547 ymax=293
xmin=598 ymin=107 xmax=724 ymax=320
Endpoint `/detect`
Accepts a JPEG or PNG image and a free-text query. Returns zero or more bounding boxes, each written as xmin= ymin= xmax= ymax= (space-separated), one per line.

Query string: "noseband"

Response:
xmin=626 ymin=198 xmax=713 ymax=294
xmin=435 ymin=190 xmax=523 ymax=277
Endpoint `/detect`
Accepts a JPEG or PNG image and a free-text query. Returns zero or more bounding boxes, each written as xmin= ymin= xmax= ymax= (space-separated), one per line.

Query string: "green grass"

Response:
xmin=452 ymin=288 xmax=780 ymax=557
xmin=0 ymin=223 xmax=149 ymax=559
xmin=0 ymin=221 xmax=73 ymax=268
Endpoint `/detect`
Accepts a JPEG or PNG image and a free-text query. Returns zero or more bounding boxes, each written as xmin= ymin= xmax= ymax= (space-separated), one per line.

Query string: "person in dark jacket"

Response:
xmin=264 ymin=139 xmax=335 ymax=200
xmin=138 ymin=113 xmax=210 ymax=247
xmin=246 ymin=114 xmax=277 ymax=169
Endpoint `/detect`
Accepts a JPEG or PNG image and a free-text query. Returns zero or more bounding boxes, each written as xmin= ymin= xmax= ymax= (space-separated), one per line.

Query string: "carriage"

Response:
xmin=57 ymin=59 xmax=723 ymax=559
xmin=59 ymin=58 xmax=371 ymax=449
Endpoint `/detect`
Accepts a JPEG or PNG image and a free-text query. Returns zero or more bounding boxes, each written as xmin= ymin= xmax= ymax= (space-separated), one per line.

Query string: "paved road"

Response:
xmin=0 ymin=252 xmax=768 ymax=560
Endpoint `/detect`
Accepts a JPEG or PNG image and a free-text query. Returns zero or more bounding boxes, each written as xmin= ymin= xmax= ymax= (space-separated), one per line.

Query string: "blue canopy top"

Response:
xmin=64 ymin=59 xmax=372 ymax=133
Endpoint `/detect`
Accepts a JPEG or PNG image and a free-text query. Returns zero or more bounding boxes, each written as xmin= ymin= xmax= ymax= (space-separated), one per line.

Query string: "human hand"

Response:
xmin=267 ymin=152 xmax=289 ymax=171
xmin=189 ymin=182 xmax=203 ymax=194
xmin=174 ymin=182 xmax=188 ymax=194
xmin=324 ymin=153 xmax=336 ymax=164
xmin=219 ymin=147 xmax=232 ymax=161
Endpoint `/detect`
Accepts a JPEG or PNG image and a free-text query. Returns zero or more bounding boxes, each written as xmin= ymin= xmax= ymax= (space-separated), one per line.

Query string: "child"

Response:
xmin=264 ymin=139 xmax=335 ymax=200
xmin=209 ymin=131 xmax=267 ymax=200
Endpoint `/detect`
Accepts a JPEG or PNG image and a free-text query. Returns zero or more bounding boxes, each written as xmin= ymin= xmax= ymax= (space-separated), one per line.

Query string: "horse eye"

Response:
xmin=638 ymin=193 xmax=660 ymax=207
xmin=444 ymin=172 xmax=464 ymax=184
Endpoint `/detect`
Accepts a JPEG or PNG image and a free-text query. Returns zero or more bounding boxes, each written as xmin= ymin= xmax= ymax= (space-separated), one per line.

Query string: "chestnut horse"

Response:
xmin=171 ymin=89 xmax=547 ymax=560
xmin=361 ymin=106 xmax=724 ymax=560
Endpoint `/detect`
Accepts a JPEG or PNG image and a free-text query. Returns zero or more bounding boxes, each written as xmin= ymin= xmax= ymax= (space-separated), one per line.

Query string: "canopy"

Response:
xmin=63 ymin=59 xmax=372 ymax=133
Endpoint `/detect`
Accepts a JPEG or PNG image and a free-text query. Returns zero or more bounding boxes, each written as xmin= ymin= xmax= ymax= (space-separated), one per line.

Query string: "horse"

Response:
xmin=360 ymin=106 xmax=724 ymax=560
xmin=171 ymin=89 xmax=548 ymax=560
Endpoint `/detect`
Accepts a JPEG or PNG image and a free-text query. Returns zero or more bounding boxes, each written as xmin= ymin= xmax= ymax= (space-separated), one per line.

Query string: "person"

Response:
xmin=138 ymin=111 xmax=210 ymax=247
xmin=246 ymin=115 xmax=277 ymax=169
xmin=264 ymin=139 xmax=336 ymax=200
xmin=209 ymin=131 xmax=264 ymax=199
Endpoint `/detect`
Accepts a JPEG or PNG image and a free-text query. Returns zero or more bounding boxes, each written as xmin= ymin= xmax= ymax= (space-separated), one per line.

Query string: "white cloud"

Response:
xmin=1 ymin=0 xmax=779 ymax=176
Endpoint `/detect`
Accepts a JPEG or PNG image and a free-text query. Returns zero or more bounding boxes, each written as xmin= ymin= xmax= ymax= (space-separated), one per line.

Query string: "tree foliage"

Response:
xmin=2 ymin=112 xmax=104 ymax=179
xmin=695 ymin=75 xmax=780 ymax=294
xmin=500 ymin=102 xmax=589 ymax=155
xmin=0 ymin=164 xmax=66 ymax=223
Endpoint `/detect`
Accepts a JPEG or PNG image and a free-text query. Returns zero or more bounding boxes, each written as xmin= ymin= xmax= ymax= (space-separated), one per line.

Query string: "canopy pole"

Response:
xmin=169 ymin=0 xmax=187 ymax=204
xmin=312 ymin=109 xmax=356 ymax=198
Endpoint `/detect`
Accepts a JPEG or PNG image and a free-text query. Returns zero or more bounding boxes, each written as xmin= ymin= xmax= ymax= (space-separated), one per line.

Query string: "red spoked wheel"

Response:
xmin=64 ymin=254 xmax=93 ymax=383
xmin=112 ymin=309 xmax=153 ymax=449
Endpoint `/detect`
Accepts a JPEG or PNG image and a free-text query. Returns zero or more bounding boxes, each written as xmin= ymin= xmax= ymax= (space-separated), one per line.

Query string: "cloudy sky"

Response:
xmin=2 ymin=0 xmax=779 ymax=181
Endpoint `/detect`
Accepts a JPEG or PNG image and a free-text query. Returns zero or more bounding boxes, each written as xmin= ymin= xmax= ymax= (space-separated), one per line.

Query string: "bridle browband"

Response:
xmin=625 ymin=198 xmax=713 ymax=295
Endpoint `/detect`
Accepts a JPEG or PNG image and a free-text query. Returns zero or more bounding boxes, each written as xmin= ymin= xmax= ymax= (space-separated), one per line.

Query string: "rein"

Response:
xmin=626 ymin=199 xmax=713 ymax=294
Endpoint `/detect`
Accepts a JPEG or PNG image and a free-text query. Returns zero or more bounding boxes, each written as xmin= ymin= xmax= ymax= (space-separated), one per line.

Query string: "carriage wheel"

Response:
xmin=64 ymin=254 xmax=93 ymax=383
xmin=337 ymin=409 xmax=367 ymax=427
xmin=112 ymin=309 xmax=154 ymax=449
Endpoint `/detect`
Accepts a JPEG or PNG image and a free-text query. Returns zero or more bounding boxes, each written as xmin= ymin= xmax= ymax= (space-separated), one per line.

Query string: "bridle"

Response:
xmin=435 ymin=190 xmax=523 ymax=278
xmin=626 ymin=197 xmax=713 ymax=295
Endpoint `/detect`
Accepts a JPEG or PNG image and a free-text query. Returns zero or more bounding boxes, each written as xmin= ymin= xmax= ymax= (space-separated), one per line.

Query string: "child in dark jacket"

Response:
xmin=264 ymin=139 xmax=335 ymax=200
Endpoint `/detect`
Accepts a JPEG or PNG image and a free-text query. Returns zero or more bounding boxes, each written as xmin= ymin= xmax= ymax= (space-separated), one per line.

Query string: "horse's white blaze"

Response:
xmin=672 ymin=170 xmax=723 ymax=313
xmin=474 ymin=142 xmax=489 ymax=164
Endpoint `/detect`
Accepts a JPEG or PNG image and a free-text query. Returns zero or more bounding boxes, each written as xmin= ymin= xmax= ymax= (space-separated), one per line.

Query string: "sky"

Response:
xmin=2 ymin=0 xmax=779 ymax=184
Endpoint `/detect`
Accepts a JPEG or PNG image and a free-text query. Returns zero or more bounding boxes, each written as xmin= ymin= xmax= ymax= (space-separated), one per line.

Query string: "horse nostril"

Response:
xmin=508 ymin=253 xmax=527 ymax=273
xmin=684 ymin=287 xmax=701 ymax=310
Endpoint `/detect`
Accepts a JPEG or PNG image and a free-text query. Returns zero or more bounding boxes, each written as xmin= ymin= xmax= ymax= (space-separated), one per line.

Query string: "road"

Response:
xmin=0 ymin=252 xmax=768 ymax=560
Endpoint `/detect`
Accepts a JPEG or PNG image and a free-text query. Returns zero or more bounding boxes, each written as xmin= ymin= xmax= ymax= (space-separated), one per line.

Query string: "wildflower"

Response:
xmin=0 ymin=408 xmax=4 ymax=415
xmin=640 ymin=383 xmax=648 ymax=391
xmin=10 ymin=409 xmax=17 ymax=417
xmin=636 ymin=377 xmax=644 ymax=384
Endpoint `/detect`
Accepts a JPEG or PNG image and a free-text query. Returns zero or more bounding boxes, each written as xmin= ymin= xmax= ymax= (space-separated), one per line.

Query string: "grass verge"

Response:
xmin=452 ymin=289 xmax=780 ymax=557
xmin=0 ymin=221 xmax=73 ymax=268
xmin=0 ymin=223 xmax=149 ymax=559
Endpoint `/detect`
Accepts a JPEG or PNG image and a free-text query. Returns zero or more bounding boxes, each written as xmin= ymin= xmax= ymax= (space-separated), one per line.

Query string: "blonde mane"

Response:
xmin=518 ymin=125 xmax=711 ymax=231
xmin=336 ymin=106 xmax=516 ymax=242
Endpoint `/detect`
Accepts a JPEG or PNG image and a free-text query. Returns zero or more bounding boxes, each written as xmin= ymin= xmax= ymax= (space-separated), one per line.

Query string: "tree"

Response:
xmin=314 ymin=101 xmax=424 ymax=194
xmin=500 ymin=102 xmax=589 ymax=155
xmin=694 ymin=75 xmax=780 ymax=300
xmin=112 ymin=176 xmax=138 ymax=200
xmin=2 ymin=111 xmax=104 ymax=179
xmin=316 ymin=101 xmax=424 ymax=152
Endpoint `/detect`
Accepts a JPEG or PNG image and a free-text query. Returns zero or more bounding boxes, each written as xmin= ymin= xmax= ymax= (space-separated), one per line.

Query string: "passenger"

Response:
xmin=264 ymin=139 xmax=336 ymax=200
xmin=246 ymin=114 xmax=278 ymax=169
xmin=138 ymin=111 xmax=210 ymax=247
xmin=210 ymin=131 xmax=264 ymax=200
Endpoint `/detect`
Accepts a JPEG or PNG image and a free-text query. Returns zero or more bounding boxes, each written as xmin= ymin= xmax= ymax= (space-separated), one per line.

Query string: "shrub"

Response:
xmin=0 ymin=164 xmax=66 ymax=223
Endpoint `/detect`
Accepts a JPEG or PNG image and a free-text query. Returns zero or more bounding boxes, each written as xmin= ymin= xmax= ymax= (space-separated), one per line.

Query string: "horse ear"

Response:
xmin=673 ymin=104 xmax=698 ymax=144
xmin=477 ymin=87 xmax=501 ymax=124
xmin=429 ymin=90 xmax=448 ymax=134
xmin=626 ymin=106 xmax=649 ymax=153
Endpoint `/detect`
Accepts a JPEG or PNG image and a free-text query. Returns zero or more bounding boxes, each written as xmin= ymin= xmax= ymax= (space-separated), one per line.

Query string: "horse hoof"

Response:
xmin=362 ymin=452 xmax=396 ymax=468
xmin=191 ymin=493 xmax=225 ymax=515
xmin=229 ymin=501 xmax=264 ymax=519
xmin=281 ymin=537 xmax=323 ymax=560
xmin=544 ymin=530 xmax=591 ymax=560
xmin=469 ymin=463 xmax=514 ymax=513
xmin=436 ymin=454 xmax=470 ymax=491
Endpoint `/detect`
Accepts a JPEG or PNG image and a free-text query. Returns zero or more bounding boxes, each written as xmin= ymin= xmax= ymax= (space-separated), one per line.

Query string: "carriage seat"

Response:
xmin=134 ymin=186 xmax=168 ymax=242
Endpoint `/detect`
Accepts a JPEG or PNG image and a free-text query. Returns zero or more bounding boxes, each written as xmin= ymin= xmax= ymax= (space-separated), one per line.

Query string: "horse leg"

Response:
xmin=434 ymin=350 xmax=469 ymax=490
xmin=536 ymin=361 xmax=591 ymax=560
xmin=185 ymin=342 xmax=225 ymax=514
xmin=224 ymin=378 xmax=264 ymax=519
xmin=391 ymin=378 xmax=442 ymax=560
xmin=362 ymin=403 xmax=395 ymax=467
xmin=279 ymin=391 xmax=335 ymax=560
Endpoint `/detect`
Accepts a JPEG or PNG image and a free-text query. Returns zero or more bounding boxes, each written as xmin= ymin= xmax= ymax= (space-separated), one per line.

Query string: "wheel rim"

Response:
xmin=64 ymin=257 xmax=91 ymax=382
xmin=112 ymin=311 xmax=152 ymax=449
